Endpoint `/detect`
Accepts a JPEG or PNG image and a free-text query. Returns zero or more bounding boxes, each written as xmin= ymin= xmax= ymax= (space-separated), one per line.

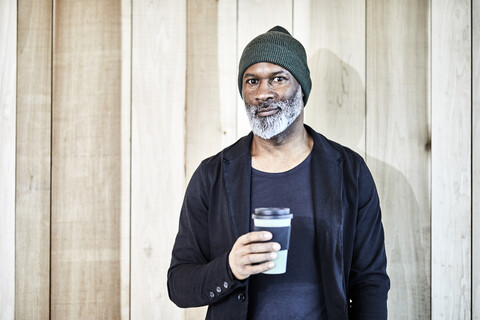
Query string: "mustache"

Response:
xmin=257 ymin=91 xmax=300 ymax=110
xmin=245 ymin=87 xmax=303 ymax=116
xmin=258 ymin=101 xmax=275 ymax=108
xmin=256 ymin=100 xmax=283 ymax=111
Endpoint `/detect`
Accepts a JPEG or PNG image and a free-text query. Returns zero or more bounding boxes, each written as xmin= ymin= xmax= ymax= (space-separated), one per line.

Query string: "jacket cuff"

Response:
xmin=205 ymin=251 xmax=247 ymax=303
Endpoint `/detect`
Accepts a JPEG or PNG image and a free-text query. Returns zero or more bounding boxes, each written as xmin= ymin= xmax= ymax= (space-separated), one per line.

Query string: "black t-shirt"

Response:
xmin=247 ymin=153 xmax=327 ymax=319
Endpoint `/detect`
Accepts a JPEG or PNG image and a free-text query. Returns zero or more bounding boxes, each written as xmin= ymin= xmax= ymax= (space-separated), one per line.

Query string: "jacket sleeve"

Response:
xmin=167 ymin=162 xmax=245 ymax=308
xmin=348 ymin=159 xmax=390 ymax=319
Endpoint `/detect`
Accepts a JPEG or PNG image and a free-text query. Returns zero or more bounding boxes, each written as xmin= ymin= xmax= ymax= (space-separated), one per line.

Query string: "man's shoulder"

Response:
xmin=306 ymin=125 xmax=364 ymax=164
xmin=189 ymin=133 xmax=252 ymax=187
xmin=197 ymin=132 xmax=253 ymax=170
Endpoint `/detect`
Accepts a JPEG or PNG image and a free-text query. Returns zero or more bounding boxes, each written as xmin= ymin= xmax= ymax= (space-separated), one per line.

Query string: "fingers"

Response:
xmin=240 ymin=247 xmax=278 ymax=265
xmin=242 ymin=241 xmax=281 ymax=259
xmin=242 ymin=260 xmax=276 ymax=277
xmin=230 ymin=250 xmax=278 ymax=280
xmin=229 ymin=232 xmax=281 ymax=280
xmin=237 ymin=231 xmax=272 ymax=245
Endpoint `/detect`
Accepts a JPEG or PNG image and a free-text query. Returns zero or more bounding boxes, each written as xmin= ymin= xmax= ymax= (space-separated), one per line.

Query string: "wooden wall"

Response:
xmin=16 ymin=0 xmax=51 ymax=318
xmin=472 ymin=1 xmax=480 ymax=319
xmin=131 ymin=0 xmax=185 ymax=319
xmin=473 ymin=0 xmax=479 ymax=317
xmin=0 ymin=0 xmax=477 ymax=319
xmin=0 ymin=0 xmax=16 ymax=319
xmin=368 ymin=1 xmax=431 ymax=317
xmin=432 ymin=1 xmax=472 ymax=318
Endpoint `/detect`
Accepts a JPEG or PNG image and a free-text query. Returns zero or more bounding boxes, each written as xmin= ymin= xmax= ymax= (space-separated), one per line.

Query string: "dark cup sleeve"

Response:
xmin=253 ymin=226 xmax=291 ymax=250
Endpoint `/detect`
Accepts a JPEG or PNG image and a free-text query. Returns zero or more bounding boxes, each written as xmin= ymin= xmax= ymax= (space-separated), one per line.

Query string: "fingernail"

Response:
xmin=272 ymin=243 xmax=281 ymax=251
xmin=264 ymin=232 xmax=272 ymax=239
xmin=268 ymin=262 xmax=275 ymax=268
xmin=270 ymin=252 xmax=277 ymax=259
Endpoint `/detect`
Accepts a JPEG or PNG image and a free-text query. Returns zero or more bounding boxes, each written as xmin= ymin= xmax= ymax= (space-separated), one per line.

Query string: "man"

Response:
xmin=168 ymin=26 xmax=389 ymax=319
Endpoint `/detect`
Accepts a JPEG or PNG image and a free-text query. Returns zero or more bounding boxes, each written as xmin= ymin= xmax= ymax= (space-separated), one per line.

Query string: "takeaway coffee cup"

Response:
xmin=252 ymin=207 xmax=293 ymax=274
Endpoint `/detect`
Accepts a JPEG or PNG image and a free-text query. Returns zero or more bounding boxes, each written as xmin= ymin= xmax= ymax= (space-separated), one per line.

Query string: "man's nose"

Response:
xmin=256 ymin=81 xmax=275 ymax=101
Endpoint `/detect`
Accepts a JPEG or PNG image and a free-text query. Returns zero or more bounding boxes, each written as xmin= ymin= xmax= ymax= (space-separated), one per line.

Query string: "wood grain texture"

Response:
xmin=51 ymin=0 xmax=123 ymax=318
xmin=294 ymin=0 xmax=366 ymax=157
xmin=120 ymin=0 xmax=131 ymax=318
xmin=217 ymin=0 xmax=239 ymax=149
xmin=0 ymin=0 xmax=16 ymax=319
xmin=473 ymin=0 xmax=479 ymax=317
xmin=186 ymin=0 xmax=237 ymax=182
xmin=367 ymin=1 xmax=431 ymax=318
xmin=236 ymin=0 xmax=293 ymax=138
xmin=16 ymin=0 xmax=52 ymax=318
xmin=131 ymin=0 xmax=186 ymax=318
xmin=431 ymin=0 xmax=472 ymax=318
xmin=185 ymin=1 xmax=237 ymax=318
xmin=5 ymin=2 xmax=478 ymax=319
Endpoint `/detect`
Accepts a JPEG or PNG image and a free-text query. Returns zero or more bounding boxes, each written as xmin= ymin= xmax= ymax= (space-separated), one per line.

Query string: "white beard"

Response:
xmin=244 ymin=87 xmax=303 ymax=140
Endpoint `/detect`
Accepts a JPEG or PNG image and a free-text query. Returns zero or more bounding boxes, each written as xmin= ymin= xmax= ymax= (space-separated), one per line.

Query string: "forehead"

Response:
xmin=243 ymin=62 xmax=292 ymax=78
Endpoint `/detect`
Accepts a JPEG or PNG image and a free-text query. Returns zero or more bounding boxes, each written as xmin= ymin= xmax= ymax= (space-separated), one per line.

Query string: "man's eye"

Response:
xmin=273 ymin=77 xmax=285 ymax=82
xmin=246 ymin=79 xmax=258 ymax=85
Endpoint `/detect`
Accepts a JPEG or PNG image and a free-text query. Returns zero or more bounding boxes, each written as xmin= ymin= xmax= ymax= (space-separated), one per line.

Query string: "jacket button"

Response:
xmin=209 ymin=291 xmax=215 ymax=298
xmin=237 ymin=292 xmax=246 ymax=302
xmin=216 ymin=286 xmax=222 ymax=293
xmin=223 ymin=281 xmax=228 ymax=289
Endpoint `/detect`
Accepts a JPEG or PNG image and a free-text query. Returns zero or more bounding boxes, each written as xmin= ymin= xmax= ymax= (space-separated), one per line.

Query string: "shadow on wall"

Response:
xmin=306 ymin=48 xmax=430 ymax=318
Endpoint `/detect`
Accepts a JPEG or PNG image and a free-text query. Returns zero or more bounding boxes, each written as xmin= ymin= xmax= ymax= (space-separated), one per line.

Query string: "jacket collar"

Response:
xmin=305 ymin=124 xmax=342 ymax=161
xmin=222 ymin=132 xmax=253 ymax=238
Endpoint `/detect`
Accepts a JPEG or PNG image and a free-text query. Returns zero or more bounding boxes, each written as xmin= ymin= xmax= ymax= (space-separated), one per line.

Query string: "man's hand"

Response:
xmin=228 ymin=231 xmax=281 ymax=280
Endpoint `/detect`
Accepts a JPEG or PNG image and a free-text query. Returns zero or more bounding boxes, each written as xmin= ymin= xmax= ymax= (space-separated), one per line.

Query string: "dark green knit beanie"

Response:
xmin=238 ymin=26 xmax=311 ymax=105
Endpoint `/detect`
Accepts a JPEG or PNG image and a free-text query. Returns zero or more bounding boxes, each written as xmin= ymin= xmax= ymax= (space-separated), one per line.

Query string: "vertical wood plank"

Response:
xmin=367 ymin=0 xmax=431 ymax=318
xmin=473 ymin=0 xmax=479 ymax=317
xmin=51 ymin=0 xmax=123 ymax=317
xmin=120 ymin=0 xmax=132 ymax=318
xmin=294 ymin=0 xmax=366 ymax=157
xmin=0 ymin=0 xmax=16 ymax=318
xmin=217 ymin=0 xmax=239 ymax=150
xmin=184 ymin=2 xmax=237 ymax=318
xmin=16 ymin=0 xmax=52 ymax=318
xmin=184 ymin=1 xmax=237 ymax=318
xmin=237 ymin=0 xmax=293 ymax=137
xmin=131 ymin=0 xmax=186 ymax=318
xmin=432 ymin=0 xmax=472 ymax=318
xmin=186 ymin=0 xmax=237 ymax=182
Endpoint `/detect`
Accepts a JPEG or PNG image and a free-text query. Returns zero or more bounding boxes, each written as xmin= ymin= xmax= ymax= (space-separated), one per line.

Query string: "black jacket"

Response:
xmin=168 ymin=126 xmax=390 ymax=319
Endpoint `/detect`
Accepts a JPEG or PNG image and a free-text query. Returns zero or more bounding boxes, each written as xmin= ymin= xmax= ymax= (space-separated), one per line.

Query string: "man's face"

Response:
xmin=242 ymin=62 xmax=304 ymax=140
